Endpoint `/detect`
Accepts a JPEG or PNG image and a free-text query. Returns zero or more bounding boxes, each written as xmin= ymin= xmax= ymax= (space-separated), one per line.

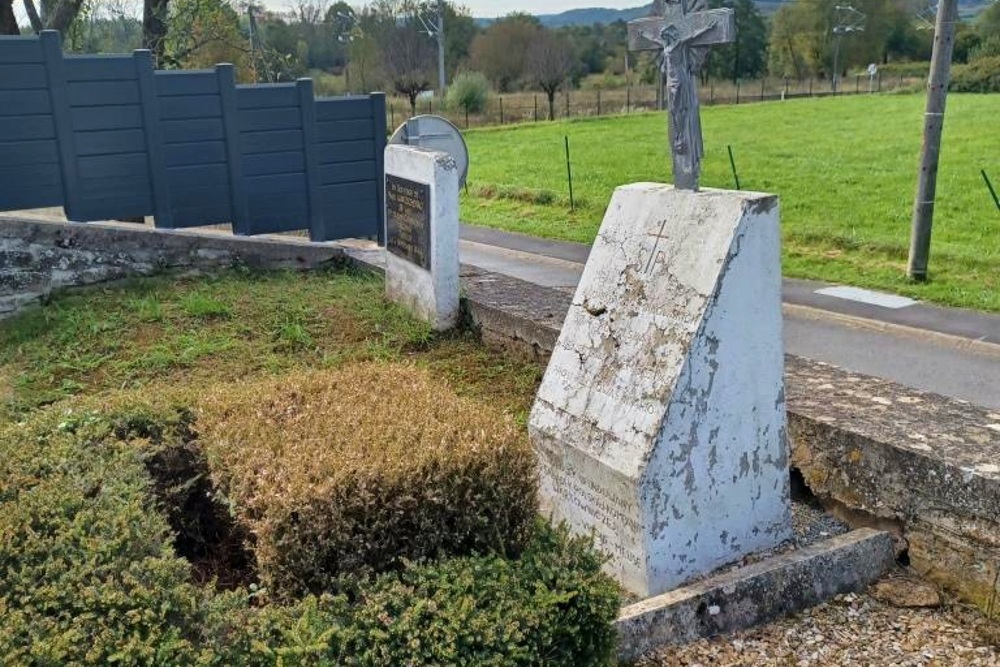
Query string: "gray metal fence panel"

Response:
xmin=153 ymin=67 xmax=235 ymax=229
xmin=63 ymin=50 xmax=155 ymax=221
xmin=313 ymin=92 xmax=386 ymax=241
xmin=0 ymin=34 xmax=63 ymax=211
xmin=0 ymin=31 xmax=386 ymax=244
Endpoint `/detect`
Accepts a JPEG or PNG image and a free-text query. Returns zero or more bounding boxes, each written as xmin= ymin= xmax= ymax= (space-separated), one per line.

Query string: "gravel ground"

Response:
xmin=635 ymin=585 xmax=1000 ymax=666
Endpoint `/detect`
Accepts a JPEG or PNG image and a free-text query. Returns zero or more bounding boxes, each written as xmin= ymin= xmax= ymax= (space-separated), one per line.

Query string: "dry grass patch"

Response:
xmin=196 ymin=362 xmax=538 ymax=599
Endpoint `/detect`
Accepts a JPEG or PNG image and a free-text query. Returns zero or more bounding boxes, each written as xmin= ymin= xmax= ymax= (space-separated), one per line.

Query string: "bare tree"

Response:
xmin=382 ymin=20 xmax=435 ymax=114
xmin=2 ymin=0 xmax=19 ymax=34
xmin=22 ymin=0 xmax=87 ymax=35
xmin=527 ymin=29 xmax=576 ymax=121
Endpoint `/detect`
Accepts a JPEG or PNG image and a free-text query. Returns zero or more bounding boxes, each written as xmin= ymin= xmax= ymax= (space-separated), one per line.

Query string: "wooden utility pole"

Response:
xmin=908 ymin=0 xmax=959 ymax=281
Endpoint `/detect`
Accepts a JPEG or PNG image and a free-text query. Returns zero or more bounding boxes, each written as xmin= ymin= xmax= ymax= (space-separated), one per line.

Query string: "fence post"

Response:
xmin=390 ymin=103 xmax=395 ymax=130
xmin=565 ymin=90 xmax=570 ymax=118
xmin=296 ymin=78 xmax=324 ymax=242
xmin=736 ymin=79 xmax=741 ymax=104
xmin=710 ymin=80 xmax=714 ymax=104
xmin=855 ymin=74 xmax=860 ymax=93
xmin=370 ymin=92 xmax=387 ymax=246
xmin=133 ymin=49 xmax=171 ymax=228
xmin=878 ymin=70 xmax=883 ymax=92
xmin=533 ymin=95 xmax=538 ymax=121
xmin=626 ymin=86 xmax=631 ymax=113
xmin=809 ymin=78 xmax=813 ymax=96
xmin=216 ymin=64 xmax=249 ymax=235
xmin=428 ymin=98 xmax=433 ymax=114
xmin=783 ymin=77 xmax=789 ymax=98
xmin=40 ymin=30 xmax=82 ymax=221
xmin=597 ymin=89 xmax=601 ymax=116
xmin=465 ymin=106 xmax=469 ymax=128
xmin=500 ymin=96 xmax=504 ymax=124
xmin=760 ymin=78 xmax=765 ymax=101
xmin=898 ymin=74 xmax=903 ymax=89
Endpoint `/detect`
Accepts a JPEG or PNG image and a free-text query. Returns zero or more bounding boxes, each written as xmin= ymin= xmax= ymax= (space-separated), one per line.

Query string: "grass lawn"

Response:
xmin=0 ymin=267 xmax=540 ymax=423
xmin=460 ymin=93 xmax=1000 ymax=312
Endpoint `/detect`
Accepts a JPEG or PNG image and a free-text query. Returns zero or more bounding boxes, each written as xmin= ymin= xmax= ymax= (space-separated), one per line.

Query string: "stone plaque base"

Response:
xmin=383 ymin=145 xmax=459 ymax=331
xmin=529 ymin=184 xmax=792 ymax=598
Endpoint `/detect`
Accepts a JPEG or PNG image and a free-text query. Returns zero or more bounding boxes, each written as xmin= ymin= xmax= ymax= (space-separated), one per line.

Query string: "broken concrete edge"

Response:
xmin=614 ymin=528 xmax=896 ymax=664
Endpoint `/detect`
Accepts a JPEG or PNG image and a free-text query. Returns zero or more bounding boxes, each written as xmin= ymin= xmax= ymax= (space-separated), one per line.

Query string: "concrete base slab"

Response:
xmin=615 ymin=528 xmax=896 ymax=663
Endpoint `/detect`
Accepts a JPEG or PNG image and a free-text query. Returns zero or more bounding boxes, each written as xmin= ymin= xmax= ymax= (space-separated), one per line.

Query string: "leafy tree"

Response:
xmin=527 ymin=29 xmax=576 ymax=120
xmin=978 ymin=0 xmax=1000 ymax=40
xmin=163 ymin=0 xmax=251 ymax=77
xmin=705 ymin=0 xmax=768 ymax=82
xmin=442 ymin=2 xmax=478 ymax=77
xmin=470 ymin=13 xmax=539 ymax=92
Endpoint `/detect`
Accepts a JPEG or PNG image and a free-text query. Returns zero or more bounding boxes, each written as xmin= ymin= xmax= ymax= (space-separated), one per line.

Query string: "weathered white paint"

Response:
xmin=816 ymin=285 xmax=917 ymax=309
xmin=529 ymin=183 xmax=792 ymax=598
xmin=383 ymin=144 xmax=460 ymax=331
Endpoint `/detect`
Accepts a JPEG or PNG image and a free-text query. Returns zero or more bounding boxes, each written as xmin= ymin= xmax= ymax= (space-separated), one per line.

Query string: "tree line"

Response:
xmin=2 ymin=0 xmax=998 ymax=96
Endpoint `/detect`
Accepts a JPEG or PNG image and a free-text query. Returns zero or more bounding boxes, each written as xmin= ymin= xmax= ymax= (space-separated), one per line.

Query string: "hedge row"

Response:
xmin=0 ymin=394 xmax=619 ymax=665
xmin=195 ymin=363 xmax=539 ymax=598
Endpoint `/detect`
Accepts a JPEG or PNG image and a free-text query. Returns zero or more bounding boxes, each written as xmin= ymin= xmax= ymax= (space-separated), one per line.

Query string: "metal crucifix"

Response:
xmin=628 ymin=0 xmax=735 ymax=190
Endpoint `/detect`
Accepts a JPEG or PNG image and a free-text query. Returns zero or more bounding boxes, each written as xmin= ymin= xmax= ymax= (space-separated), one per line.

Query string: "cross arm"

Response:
xmin=627 ymin=8 xmax=736 ymax=52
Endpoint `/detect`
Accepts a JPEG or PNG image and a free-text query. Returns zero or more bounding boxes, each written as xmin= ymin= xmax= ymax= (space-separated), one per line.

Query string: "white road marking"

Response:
xmin=815 ymin=286 xmax=918 ymax=309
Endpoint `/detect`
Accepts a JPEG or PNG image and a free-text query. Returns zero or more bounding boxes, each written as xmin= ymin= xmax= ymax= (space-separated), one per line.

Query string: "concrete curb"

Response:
xmin=614 ymin=528 xmax=896 ymax=664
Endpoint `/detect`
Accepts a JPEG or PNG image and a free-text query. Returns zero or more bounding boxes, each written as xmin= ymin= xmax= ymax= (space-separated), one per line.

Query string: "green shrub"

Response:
xmin=447 ymin=71 xmax=491 ymax=114
xmin=0 ymin=406 xmax=206 ymax=665
xmin=344 ymin=521 xmax=619 ymax=667
xmin=950 ymin=56 xmax=1000 ymax=92
xmin=1 ymin=395 xmax=617 ymax=665
xmin=196 ymin=363 xmax=538 ymax=598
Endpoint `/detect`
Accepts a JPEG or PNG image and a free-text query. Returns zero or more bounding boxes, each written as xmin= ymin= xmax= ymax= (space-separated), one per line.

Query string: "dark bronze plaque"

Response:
xmin=386 ymin=175 xmax=431 ymax=270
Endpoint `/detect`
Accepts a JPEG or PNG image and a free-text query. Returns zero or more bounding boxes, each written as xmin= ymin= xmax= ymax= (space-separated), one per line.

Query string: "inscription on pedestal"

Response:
xmin=386 ymin=174 xmax=431 ymax=270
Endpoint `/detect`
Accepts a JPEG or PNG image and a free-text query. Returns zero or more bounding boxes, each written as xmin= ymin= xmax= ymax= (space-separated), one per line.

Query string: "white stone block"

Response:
xmin=383 ymin=144 xmax=460 ymax=331
xmin=528 ymin=183 xmax=792 ymax=598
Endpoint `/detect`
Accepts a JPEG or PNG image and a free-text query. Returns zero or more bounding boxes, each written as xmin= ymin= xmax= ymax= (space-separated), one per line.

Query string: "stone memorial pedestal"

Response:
xmin=528 ymin=183 xmax=792 ymax=598
xmin=383 ymin=144 xmax=459 ymax=331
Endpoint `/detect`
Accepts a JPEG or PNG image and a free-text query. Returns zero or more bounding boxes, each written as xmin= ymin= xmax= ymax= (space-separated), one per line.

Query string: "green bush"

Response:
xmin=950 ymin=56 xmax=1000 ymax=92
xmin=447 ymin=71 xmax=491 ymax=114
xmin=1 ymin=397 xmax=618 ymax=665
xmin=196 ymin=363 xmax=538 ymax=599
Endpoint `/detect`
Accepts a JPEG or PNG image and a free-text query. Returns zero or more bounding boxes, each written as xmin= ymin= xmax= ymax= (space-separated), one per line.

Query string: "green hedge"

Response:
xmin=1 ymin=400 xmax=619 ymax=666
xmin=950 ymin=56 xmax=1000 ymax=93
xmin=196 ymin=364 xmax=538 ymax=598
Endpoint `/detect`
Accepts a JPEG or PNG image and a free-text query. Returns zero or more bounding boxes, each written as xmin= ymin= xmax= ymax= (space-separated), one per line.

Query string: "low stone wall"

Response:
xmin=461 ymin=266 xmax=1000 ymax=616
xmin=0 ymin=216 xmax=345 ymax=318
xmin=786 ymin=358 xmax=1000 ymax=613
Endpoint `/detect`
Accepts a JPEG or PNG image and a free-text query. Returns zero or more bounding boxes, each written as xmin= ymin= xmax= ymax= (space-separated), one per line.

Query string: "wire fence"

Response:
xmin=385 ymin=73 xmax=924 ymax=131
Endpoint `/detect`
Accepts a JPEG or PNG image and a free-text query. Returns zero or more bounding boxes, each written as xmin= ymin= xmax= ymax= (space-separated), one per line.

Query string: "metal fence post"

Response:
xmin=296 ymin=78 xmax=323 ymax=241
xmin=760 ymin=78 xmax=765 ymax=101
xmin=565 ymin=90 xmax=570 ymax=118
xmin=597 ymin=89 xmax=601 ymax=116
xmin=133 ymin=49 xmax=171 ymax=228
xmin=533 ymin=95 xmax=538 ymax=121
xmin=736 ymin=79 xmax=741 ymax=104
xmin=500 ymin=96 xmax=504 ymax=124
xmin=370 ymin=92 xmax=387 ymax=246
xmin=216 ymin=64 xmax=249 ymax=235
xmin=626 ymin=86 xmax=631 ymax=113
xmin=40 ymin=30 xmax=82 ymax=221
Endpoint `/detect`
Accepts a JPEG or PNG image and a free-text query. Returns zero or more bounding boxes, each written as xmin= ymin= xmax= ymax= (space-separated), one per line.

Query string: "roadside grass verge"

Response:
xmin=460 ymin=94 xmax=1000 ymax=312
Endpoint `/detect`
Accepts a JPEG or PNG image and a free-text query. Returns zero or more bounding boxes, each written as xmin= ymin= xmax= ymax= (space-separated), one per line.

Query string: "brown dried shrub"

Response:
xmin=196 ymin=362 xmax=538 ymax=599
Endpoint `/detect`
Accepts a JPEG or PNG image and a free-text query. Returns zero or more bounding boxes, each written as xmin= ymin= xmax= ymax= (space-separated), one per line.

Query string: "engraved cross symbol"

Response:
xmin=629 ymin=1 xmax=735 ymax=190
xmin=644 ymin=219 xmax=670 ymax=274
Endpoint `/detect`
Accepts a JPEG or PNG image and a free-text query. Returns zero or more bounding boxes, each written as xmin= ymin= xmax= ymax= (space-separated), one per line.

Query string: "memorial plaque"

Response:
xmin=386 ymin=174 xmax=432 ymax=270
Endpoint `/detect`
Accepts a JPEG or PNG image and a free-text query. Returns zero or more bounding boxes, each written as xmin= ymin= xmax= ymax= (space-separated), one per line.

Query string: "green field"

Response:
xmin=460 ymin=94 xmax=1000 ymax=312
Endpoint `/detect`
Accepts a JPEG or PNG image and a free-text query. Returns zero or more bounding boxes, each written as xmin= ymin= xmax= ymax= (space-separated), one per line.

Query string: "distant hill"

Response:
xmin=475 ymin=0 xmax=992 ymax=27
xmin=536 ymin=4 xmax=653 ymax=27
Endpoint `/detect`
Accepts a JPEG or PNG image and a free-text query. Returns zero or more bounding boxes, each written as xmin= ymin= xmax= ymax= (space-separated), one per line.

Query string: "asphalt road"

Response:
xmin=458 ymin=229 xmax=1000 ymax=410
